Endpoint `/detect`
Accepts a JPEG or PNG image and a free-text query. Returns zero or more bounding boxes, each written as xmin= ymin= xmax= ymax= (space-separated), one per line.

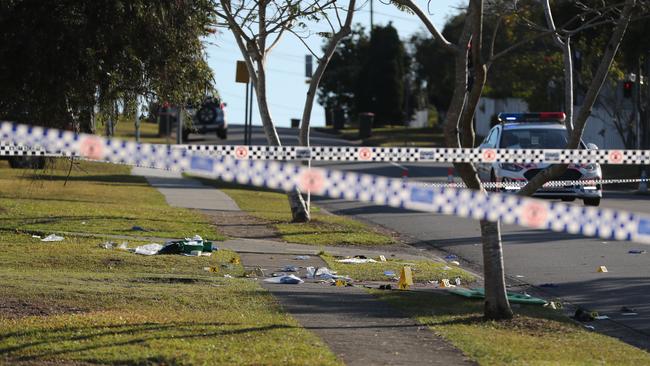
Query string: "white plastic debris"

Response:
xmin=336 ymin=258 xmax=377 ymax=264
xmin=32 ymin=235 xmax=41 ymax=239
xmin=449 ymin=260 xmax=460 ymax=266
xmin=134 ymin=243 xmax=163 ymax=255
xmin=294 ymin=255 xmax=311 ymax=260
xmin=263 ymin=274 xmax=304 ymax=284
xmin=41 ymin=234 xmax=64 ymax=242
xmin=305 ymin=266 xmax=347 ymax=281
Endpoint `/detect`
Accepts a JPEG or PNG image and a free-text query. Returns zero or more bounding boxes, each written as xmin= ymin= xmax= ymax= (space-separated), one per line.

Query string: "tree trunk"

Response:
xmin=254 ymin=60 xmax=310 ymax=222
xmin=480 ymin=219 xmax=513 ymax=319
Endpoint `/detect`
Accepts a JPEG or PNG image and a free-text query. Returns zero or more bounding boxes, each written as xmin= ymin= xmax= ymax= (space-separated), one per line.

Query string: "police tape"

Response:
xmin=4 ymin=136 xmax=650 ymax=165
xmin=178 ymin=143 xmax=650 ymax=165
xmin=429 ymin=177 xmax=649 ymax=189
xmin=3 ymin=121 xmax=650 ymax=245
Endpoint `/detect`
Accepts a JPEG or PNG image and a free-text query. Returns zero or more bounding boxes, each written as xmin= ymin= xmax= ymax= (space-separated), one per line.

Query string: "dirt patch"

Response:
xmin=0 ymin=298 xmax=85 ymax=319
xmin=101 ymin=258 xmax=125 ymax=267
xmin=491 ymin=315 xmax=574 ymax=337
xmin=202 ymin=210 xmax=281 ymax=240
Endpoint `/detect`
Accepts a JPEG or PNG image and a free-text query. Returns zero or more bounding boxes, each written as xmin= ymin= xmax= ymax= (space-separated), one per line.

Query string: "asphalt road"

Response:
xmin=191 ymin=124 xmax=650 ymax=349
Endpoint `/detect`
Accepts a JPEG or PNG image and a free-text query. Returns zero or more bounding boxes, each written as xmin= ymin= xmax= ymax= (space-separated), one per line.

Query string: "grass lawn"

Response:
xmin=113 ymin=119 xmax=169 ymax=144
xmin=0 ymin=160 xmax=222 ymax=240
xmin=320 ymin=254 xmax=475 ymax=284
xmin=317 ymin=125 xmax=446 ymax=147
xmin=376 ymin=290 xmax=650 ymax=365
xmin=0 ymin=234 xmax=339 ymax=365
xmin=195 ymin=179 xmax=395 ymax=246
xmin=0 ymin=160 xmax=341 ymax=365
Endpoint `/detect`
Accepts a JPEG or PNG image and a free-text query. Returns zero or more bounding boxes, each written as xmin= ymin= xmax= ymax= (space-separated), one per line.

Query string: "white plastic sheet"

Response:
xmin=134 ymin=243 xmax=163 ymax=255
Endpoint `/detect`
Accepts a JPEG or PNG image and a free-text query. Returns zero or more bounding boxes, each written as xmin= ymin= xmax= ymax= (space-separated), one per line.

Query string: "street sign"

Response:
xmin=305 ymin=55 xmax=313 ymax=78
xmin=236 ymin=61 xmax=249 ymax=83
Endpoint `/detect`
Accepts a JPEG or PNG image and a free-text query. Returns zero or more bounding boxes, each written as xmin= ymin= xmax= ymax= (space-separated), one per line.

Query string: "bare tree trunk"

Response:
xmin=298 ymin=1 xmax=356 ymax=146
xmin=255 ymin=63 xmax=310 ymax=222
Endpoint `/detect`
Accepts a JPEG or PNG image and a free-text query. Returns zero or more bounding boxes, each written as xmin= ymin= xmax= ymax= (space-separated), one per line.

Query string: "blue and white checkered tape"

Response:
xmin=3 ymin=120 xmax=650 ymax=245
xmin=177 ymin=143 xmax=650 ymax=165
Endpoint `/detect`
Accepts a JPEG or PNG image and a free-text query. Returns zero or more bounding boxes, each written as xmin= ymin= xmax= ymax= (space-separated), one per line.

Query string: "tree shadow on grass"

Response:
xmin=5 ymin=322 xmax=295 ymax=362
xmin=25 ymin=174 xmax=149 ymax=186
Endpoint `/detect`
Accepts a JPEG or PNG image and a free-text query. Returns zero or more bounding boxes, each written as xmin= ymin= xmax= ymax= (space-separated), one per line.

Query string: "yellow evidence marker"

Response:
xmin=597 ymin=266 xmax=608 ymax=273
xmin=398 ymin=266 xmax=414 ymax=290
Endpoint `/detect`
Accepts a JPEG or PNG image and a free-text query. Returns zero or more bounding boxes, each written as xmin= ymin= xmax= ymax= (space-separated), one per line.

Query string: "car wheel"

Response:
xmin=561 ymin=197 xmax=576 ymax=202
xmin=583 ymin=197 xmax=600 ymax=206
xmin=217 ymin=128 xmax=227 ymax=140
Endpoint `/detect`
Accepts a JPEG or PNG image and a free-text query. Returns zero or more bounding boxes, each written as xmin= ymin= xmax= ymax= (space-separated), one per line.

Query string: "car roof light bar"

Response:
xmin=497 ymin=112 xmax=566 ymax=123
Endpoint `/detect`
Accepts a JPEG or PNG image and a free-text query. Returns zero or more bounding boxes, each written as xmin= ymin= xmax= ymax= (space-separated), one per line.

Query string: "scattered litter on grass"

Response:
xmin=379 ymin=255 xmax=387 ymax=262
xmin=244 ymin=267 xmax=265 ymax=278
xmin=539 ymin=283 xmax=559 ymax=288
xmin=272 ymin=272 xmax=287 ymax=277
xmin=306 ymin=267 xmax=351 ymax=281
xmin=545 ymin=301 xmax=562 ymax=310
xmin=100 ymin=241 xmax=116 ymax=249
xmin=135 ymin=243 xmax=163 ymax=255
xmin=131 ymin=225 xmax=146 ymax=231
xmin=31 ymin=235 xmax=41 ymax=239
xmin=224 ymin=274 xmax=233 ymax=278
xmin=455 ymin=278 xmax=462 ymax=286
xmin=429 ymin=280 xmax=439 ymax=287
xmin=440 ymin=279 xmax=455 ymax=288
xmin=41 ymin=234 xmax=64 ymax=242
xmin=295 ymin=255 xmax=311 ymax=260
xmin=594 ymin=315 xmax=610 ymax=320
xmin=584 ymin=325 xmax=596 ymax=331
xmin=444 ymin=254 xmax=458 ymax=260
xmin=442 ymin=266 xmax=452 ymax=271
xmin=449 ymin=260 xmax=460 ymax=266
xmin=336 ymin=258 xmax=377 ymax=264
xmin=628 ymin=249 xmax=646 ymax=254
xmin=81 ymin=221 xmax=87 ymax=225
xmin=263 ymin=274 xmax=304 ymax=284
xmin=384 ymin=270 xmax=396 ymax=277
xmin=281 ymin=265 xmax=298 ymax=272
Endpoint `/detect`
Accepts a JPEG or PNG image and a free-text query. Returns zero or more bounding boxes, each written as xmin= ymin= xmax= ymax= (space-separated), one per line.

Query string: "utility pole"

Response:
xmin=370 ymin=0 xmax=374 ymax=30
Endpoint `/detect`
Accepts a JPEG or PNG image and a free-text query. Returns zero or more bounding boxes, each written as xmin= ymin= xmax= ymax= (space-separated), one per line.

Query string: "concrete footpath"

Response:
xmin=132 ymin=167 xmax=475 ymax=366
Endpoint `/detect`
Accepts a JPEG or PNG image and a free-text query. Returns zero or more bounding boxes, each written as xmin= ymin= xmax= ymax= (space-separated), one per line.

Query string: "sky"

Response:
xmin=205 ymin=1 xmax=466 ymax=128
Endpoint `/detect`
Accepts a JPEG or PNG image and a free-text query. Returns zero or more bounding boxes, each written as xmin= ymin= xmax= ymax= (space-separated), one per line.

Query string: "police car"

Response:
xmin=477 ymin=112 xmax=602 ymax=206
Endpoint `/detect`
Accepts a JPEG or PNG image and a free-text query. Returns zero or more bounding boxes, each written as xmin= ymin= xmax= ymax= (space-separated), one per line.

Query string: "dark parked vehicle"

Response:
xmin=183 ymin=97 xmax=228 ymax=141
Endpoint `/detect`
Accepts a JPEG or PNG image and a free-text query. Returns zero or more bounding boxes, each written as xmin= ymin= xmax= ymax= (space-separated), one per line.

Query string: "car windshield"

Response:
xmin=500 ymin=128 xmax=569 ymax=149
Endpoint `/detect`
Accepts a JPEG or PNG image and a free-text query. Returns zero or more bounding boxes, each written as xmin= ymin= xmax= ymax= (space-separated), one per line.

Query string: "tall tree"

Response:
xmin=0 ymin=0 xmax=215 ymax=132
xmin=357 ymin=23 xmax=407 ymax=126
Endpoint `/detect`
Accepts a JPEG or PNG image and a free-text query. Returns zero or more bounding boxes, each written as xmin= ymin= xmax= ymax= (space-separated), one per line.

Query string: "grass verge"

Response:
xmin=0 ymin=234 xmax=339 ymax=365
xmin=321 ymin=253 xmax=474 ymax=283
xmin=0 ymin=160 xmax=223 ymax=240
xmin=375 ymin=290 xmax=650 ymax=365
xmin=113 ymin=118 xmax=169 ymax=144
xmin=195 ymin=179 xmax=395 ymax=246
xmin=0 ymin=161 xmax=341 ymax=365
xmin=317 ymin=126 xmax=445 ymax=147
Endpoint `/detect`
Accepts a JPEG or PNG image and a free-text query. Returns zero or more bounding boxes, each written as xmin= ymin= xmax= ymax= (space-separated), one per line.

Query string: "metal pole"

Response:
xmin=177 ymin=108 xmax=182 ymax=144
xmin=248 ymin=82 xmax=254 ymax=144
xmin=370 ymin=0 xmax=373 ymax=30
xmin=244 ymin=82 xmax=250 ymax=145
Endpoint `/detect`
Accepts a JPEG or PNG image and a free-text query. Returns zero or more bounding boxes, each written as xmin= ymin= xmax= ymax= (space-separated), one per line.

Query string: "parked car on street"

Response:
xmin=183 ymin=97 xmax=227 ymax=141
xmin=477 ymin=112 xmax=602 ymax=206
